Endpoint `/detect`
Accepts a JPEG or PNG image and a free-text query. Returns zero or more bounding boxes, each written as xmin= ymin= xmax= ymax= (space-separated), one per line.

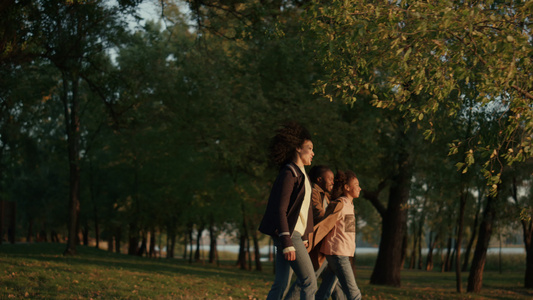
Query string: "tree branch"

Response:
xmin=362 ymin=179 xmax=388 ymax=218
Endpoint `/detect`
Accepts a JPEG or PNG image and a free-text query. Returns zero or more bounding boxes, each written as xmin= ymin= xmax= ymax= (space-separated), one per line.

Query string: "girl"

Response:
xmin=258 ymin=122 xmax=317 ymax=300
xmin=317 ymin=170 xmax=362 ymax=300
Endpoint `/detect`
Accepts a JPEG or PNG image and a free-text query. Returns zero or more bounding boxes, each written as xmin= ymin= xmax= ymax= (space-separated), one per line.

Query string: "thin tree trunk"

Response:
xmin=89 ymin=160 xmax=100 ymax=249
xmin=252 ymin=230 xmax=262 ymax=271
xmin=237 ymin=232 xmax=247 ymax=270
xmin=63 ymin=72 xmax=81 ymax=256
xmin=0 ymin=200 xmax=4 ymax=246
xmin=9 ymin=201 xmax=15 ymax=243
xmin=188 ymin=227 xmax=193 ymax=263
xmin=462 ymin=192 xmax=482 ymax=271
xmin=511 ymin=175 xmax=533 ymax=288
xmin=27 ymin=218 xmax=33 ymax=243
xmin=417 ymin=195 xmax=428 ymax=270
xmin=107 ymin=233 xmax=114 ymax=252
xmin=149 ymin=228 xmax=156 ymax=258
xmin=195 ymin=224 xmax=204 ymax=262
xmin=115 ymin=227 xmax=122 ymax=254
xmin=128 ymin=222 xmax=139 ymax=255
xmin=444 ymin=236 xmax=453 ymax=272
xmin=128 ymin=164 xmax=140 ymax=256
xmin=209 ymin=221 xmax=218 ymax=264
xmin=456 ymin=188 xmax=468 ymax=293
xmin=525 ymin=232 xmax=533 ymax=289
xmin=409 ymin=221 xmax=416 ymax=269
xmin=247 ymin=230 xmax=252 ymax=271
xmin=417 ymin=226 xmax=423 ymax=270
xmin=426 ymin=232 xmax=438 ymax=271
xmin=467 ymin=194 xmax=497 ymax=293
xmin=138 ymin=232 xmax=147 ymax=256
xmin=237 ymin=202 xmax=249 ymax=270
xmin=82 ymin=222 xmax=89 ymax=246
xmin=168 ymin=233 xmax=176 ymax=259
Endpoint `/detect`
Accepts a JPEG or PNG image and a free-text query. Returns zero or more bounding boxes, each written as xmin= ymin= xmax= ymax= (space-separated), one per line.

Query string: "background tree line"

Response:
xmin=1 ymin=0 xmax=532 ymax=295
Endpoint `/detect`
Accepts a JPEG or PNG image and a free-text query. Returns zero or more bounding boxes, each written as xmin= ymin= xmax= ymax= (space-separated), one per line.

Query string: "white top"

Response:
xmin=293 ymin=165 xmax=312 ymax=237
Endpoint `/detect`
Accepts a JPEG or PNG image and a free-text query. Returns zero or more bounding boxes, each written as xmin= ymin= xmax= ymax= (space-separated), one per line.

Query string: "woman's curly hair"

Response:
xmin=269 ymin=121 xmax=312 ymax=167
xmin=331 ymin=170 xmax=357 ymax=200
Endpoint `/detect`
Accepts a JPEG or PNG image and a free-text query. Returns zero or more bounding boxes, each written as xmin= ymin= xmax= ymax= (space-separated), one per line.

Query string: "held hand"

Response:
xmin=303 ymin=241 xmax=309 ymax=248
xmin=284 ymin=250 xmax=296 ymax=261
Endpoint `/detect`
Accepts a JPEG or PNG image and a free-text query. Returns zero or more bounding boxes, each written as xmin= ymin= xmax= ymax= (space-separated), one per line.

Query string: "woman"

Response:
xmin=316 ymin=170 xmax=362 ymax=300
xmin=259 ymin=122 xmax=317 ymax=300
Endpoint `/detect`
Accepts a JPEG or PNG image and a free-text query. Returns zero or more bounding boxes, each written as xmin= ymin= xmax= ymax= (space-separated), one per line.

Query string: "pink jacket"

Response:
xmin=319 ymin=196 xmax=356 ymax=256
xmin=308 ymin=196 xmax=356 ymax=270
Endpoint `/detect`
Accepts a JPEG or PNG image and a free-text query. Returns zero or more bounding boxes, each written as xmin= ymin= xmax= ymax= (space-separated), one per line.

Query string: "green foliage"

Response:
xmin=305 ymin=0 xmax=533 ymax=195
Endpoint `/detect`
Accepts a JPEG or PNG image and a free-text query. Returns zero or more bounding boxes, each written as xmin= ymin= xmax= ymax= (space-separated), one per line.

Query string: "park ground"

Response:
xmin=1 ymin=243 xmax=533 ymax=299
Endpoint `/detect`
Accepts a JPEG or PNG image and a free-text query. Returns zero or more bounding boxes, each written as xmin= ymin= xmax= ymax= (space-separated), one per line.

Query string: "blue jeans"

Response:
xmin=319 ymin=255 xmax=361 ymax=300
xmin=284 ymin=260 xmax=346 ymax=300
xmin=314 ymin=262 xmax=347 ymax=300
xmin=266 ymin=232 xmax=317 ymax=300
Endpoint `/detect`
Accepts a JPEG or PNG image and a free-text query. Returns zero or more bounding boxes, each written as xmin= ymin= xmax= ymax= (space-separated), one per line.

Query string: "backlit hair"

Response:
xmin=331 ymin=170 xmax=357 ymax=200
xmin=269 ymin=121 xmax=312 ymax=167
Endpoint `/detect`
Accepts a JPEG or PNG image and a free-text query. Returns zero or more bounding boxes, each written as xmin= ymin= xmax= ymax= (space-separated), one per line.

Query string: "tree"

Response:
xmin=305 ymin=0 xmax=533 ymax=288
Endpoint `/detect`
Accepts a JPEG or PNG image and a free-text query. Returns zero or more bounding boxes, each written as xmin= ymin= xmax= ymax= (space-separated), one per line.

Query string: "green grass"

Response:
xmin=1 ymin=243 xmax=532 ymax=299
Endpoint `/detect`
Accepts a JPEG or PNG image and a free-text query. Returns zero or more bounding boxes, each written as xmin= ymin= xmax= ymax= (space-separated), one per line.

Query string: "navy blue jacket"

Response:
xmin=259 ymin=163 xmax=314 ymax=249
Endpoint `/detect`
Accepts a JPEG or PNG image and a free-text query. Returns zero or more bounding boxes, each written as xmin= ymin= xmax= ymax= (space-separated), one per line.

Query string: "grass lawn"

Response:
xmin=1 ymin=243 xmax=532 ymax=299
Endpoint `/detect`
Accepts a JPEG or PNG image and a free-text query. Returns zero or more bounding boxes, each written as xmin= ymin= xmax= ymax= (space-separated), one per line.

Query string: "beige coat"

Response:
xmin=307 ymin=199 xmax=345 ymax=270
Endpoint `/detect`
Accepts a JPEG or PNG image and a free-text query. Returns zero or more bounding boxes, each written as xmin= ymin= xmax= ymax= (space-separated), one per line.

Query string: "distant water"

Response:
xmin=202 ymin=245 xmax=526 ymax=255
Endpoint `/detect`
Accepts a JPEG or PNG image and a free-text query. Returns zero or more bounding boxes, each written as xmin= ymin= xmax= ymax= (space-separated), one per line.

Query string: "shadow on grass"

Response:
xmin=0 ymin=243 xmax=272 ymax=283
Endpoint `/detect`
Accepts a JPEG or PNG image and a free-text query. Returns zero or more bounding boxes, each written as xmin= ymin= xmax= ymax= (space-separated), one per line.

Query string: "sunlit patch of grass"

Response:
xmin=1 ymin=243 xmax=532 ymax=299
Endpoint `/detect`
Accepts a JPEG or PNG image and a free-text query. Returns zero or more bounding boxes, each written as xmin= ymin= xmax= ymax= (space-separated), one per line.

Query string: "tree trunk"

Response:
xmin=409 ymin=222 xmax=416 ymax=269
xmin=169 ymin=233 xmax=176 ymax=258
xmin=247 ymin=230 xmax=252 ymax=271
xmin=209 ymin=221 xmax=218 ymax=264
xmin=456 ymin=188 xmax=467 ymax=293
xmin=417 ymin=225 xmax=423 ymax=270
xmin=149 ymin=228 xmax=156 ymax=258
xmin=128 ymin=222 xmax=139 ymax=255
xmin=27 ymin=217 xmax=33 ymax=243
xmin=51 ymin=230 xmax=59 ymax=243
xmin=252 ymin=230 xmax=262 ymax=271
xmin=467 ymin=194 xmax=497 ymax=293
xmin=525 ymin=234 xmax=533 ymax=289
xmin=0 ymin=200 xmax=4 ymax=245
xmin=194 ymin=224 xmax=204 ymax=262
xmin=89 ymin=160 xmax=100 ymax=249
xmin=63 ymin=73 xmax=81 ymax=256
xmin=107 ymin=233 xmax=114 ymax=252
xmin=444 ymin=236 xmax=453 ymax=272
xmin=370 ymin=148 xmax=412 ymax=286
xmin=137 ymin=232 xmax=147 ymax=257
xmin=166 ymin=225 xmax=176 ymax=258
xmin=82 ymin=220 xmax=89 ymax=246
xmin=115 ymin=227 xmax=122 ymax=254
xmin=8 ymin=201 xmax=15 ymax=243
xmin=417 ymin=196 xmax=428 ymax=270
xmin=462 ymin=191 xmax=482 ymax=271
xmin=426 ymin=232 xmax=438 ymax=271
xmin=188 ymin=226 xmax=194 ymax=263
xmin=237 ymin=202 xmax=249 ymax=270
xmin=237 ymin=233 xmax=248 ymax=270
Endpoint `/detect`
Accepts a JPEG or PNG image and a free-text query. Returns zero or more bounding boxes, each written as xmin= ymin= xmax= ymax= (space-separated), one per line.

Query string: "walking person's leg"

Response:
xmin=266 ymin=238 xmax=293 ymax=300
xmin=288 ymin=232 xmax=317 ymax=300
xmin=326 ymin=255 xmax=361 ymax=300
xmin=285 ymin=256 xmax=329 ymax=300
